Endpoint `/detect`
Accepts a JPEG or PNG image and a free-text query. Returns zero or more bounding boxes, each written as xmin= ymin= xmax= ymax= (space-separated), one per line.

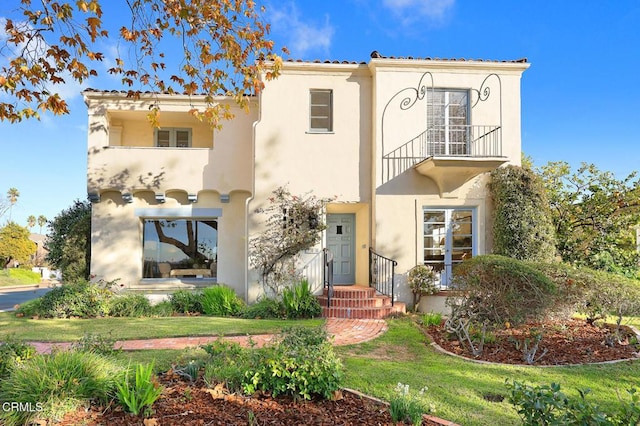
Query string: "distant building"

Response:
xmin=28 ymin=233 xmax=47 ymax=266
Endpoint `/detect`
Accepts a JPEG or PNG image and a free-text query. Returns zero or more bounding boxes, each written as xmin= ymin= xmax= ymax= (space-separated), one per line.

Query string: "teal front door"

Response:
xmin=326 ymin=214 xmax=356 ymax=285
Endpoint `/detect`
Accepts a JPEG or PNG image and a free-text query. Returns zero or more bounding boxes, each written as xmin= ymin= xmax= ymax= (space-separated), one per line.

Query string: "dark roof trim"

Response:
xmin=369 ymin=50 xmax=527 ymax=63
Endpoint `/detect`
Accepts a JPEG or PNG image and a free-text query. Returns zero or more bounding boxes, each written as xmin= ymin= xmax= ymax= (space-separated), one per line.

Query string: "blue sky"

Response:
xmin=1 ymin=0 xmax=639 ymax=230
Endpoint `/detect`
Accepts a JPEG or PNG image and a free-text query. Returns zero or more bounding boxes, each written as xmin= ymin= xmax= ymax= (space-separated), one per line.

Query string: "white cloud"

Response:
xmin=382 ymin=0 xmax=455 ymax=24
xmin=268 ymin=2 xmax=335 ymax=58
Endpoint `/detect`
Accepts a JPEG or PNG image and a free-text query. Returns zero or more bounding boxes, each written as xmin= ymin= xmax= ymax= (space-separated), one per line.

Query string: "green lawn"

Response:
xmin=337 ymin=318 xmax=640 ymax=426
xmin=0 ymin=312 xmax=323 ymax=341
xmin=3 ymin=312 xmax=639 ymax=425
xmin=0 ymin=269 xmax=41 ymax=287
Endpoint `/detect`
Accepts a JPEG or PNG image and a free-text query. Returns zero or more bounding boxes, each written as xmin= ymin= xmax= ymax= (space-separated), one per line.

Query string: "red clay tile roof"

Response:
xmin=283 ymin=51 xmax=527 ymax=64
xmin=369 ymin=50 xmax=527 ymax=63
xmin=285 ymin=59 xmax=367 ymax=65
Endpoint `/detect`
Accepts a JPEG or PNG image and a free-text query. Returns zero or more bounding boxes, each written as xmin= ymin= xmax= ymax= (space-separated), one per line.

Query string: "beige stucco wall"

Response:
xmin=374 ymin=174 xmax=493 ymax=303
xmin=86 ymin=93 xmax=256 ymax=196
xmin=85 ymin=92 xmax=256 ymax=294
xmin=89 ymin=190 xmax=250 ymax=297
xmin=368 ymin=59 xmax=528 ymax=305
xmin=247 ymin=62 xmax=373 ymax=302
xmin=370 ymin=59 xmax=528 ymax=186
xmin=252 ymin=63 xmax=372 ymax=200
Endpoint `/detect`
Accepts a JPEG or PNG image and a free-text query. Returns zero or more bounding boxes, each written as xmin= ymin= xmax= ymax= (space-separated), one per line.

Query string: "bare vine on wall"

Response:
xmin=250 ymin=186 xmax=334 ymax=297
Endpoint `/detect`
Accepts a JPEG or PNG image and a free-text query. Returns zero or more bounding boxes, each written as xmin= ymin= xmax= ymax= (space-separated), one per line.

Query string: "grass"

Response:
xmin=0 ymin=268 xmax=41 ymax=287
xmin=0 ymin=312 xmax=323 ymax=342
xmin=337 ymin=317 xmax=640 ymax=426
xmin=0 ymin=350 xmax=124 ymax=426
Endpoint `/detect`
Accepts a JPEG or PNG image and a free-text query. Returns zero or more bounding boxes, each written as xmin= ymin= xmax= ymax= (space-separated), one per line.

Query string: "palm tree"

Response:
xmin=27 ymin=215 xmax=36 ymax=229
xmin=7 ymin=188 xmax=19 ymax=222
xmin=37 ymin=215 xmax=47 ymax=234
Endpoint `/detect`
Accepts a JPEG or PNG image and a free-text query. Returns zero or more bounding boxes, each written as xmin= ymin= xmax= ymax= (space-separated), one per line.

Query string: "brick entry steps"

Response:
xmin=317 ymin=285 xmax=406 ymax=319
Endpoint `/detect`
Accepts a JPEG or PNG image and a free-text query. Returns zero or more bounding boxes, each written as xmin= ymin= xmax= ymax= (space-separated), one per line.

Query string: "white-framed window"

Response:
xmin=426 ymin=89 xmax=470 ymax=155
xmin=309 ymin=89 xmax=333 ymax=132
xmin=423 ymin=208 xmax=475 ymax=289
xmin=154 ymin=128 xmax=192 ymax=147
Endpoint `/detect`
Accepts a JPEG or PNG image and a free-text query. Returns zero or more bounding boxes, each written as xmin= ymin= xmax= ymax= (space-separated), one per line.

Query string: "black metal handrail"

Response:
xmin=369 ymin=248 xmax=397 ymax=306
xmin=323 ymin=248 xmax=334 ymax=307
xmin=382 ymin=124 xmax=502 ymax=182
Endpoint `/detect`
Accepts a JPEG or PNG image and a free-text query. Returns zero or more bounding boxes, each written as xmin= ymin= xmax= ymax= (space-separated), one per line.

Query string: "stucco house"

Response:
xmin=84 ymin=52 xmax=529 ymax=316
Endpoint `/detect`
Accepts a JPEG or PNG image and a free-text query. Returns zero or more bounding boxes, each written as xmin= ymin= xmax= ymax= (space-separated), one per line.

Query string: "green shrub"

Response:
xmin=240 ymin=297 xmax=286 ymax=319
xmin=532 ymin=262 xmax=640 ymax=324
xmin=488 ymin=165 xmax=557 ymax=263
xmin=71 ymin=332 xmax=122 ymax=357
xmin=201 ymin=285 xmax=244 ymax=316
xmin=109 ymin=293 xmax=153 ymax=317
xmin=16 ymin=280 xmax=113 ymax=318
xmin=450 ymin=255 xmax=557 ymax=326
xmin=169 ymin=289 xmax=203 ymax=314
xmin=243 ymin=326 xmax=343 ymax=400
xmin=407 ymin=264 xmax=438 ymax=307
xmin=116 ymin=362 xmax=163 ymax=417
xmin=506 ymin=380 xmax=640 ymax=425
xmin=202 ymin=340 xmax=257 ymax=392
xmin=173 ymin=359 xmax=202 ymax=382
xmin=581 ymin=269 xmax=640 ymax=324
xmin=151 ymin=300 xmax=175 ymax=317
xmin=0 ymin=335 xmax=36 ymax=379
xmin=530 ymin=262 xmax=593 ymax=320
xmin=0 ymin=350 xmax=124 ymax=425
xmin=419 ymin=312 xmax=443 ymax=327
xmin=281 ymin=279 xmax=321 ymax=319
xmin=13 ymin=297 xmax=42 ymax=317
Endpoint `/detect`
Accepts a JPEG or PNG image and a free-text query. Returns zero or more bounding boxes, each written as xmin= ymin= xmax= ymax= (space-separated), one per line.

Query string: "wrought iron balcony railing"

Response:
xmin=382 ymin=124 xmax=502 ymax=182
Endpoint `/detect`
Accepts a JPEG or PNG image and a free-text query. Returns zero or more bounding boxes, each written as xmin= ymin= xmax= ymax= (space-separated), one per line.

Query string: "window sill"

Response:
xmin=103 ymin=146 xmax=212 ymax=150
xmin=430 ymin=289 xmax=464 ymax=296
xmin=131 ymin=278 xmax=217 ymax=291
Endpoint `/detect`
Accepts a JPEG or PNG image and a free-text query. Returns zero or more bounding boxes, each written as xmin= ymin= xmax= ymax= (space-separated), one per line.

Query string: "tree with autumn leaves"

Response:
xmin=1 ymin=0 xmax=286 ymax=125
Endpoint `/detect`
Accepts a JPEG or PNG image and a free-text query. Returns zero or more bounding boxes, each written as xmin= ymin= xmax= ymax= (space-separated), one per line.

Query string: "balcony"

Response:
xmin=87 ymin=145 xmax=252 ymax=197
xmin=382 ymin=124 xmax=507 ymax=196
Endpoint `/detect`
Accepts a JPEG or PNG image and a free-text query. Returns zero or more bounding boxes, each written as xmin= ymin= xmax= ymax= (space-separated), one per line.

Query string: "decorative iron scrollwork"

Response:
xmin=380 ymin=70 xmax=503 ymax=184
xmin=470 ymin=73 xmax=501 ymax=108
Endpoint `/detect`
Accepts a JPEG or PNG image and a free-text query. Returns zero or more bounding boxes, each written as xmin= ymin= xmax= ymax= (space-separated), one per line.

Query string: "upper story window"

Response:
xmin=309 ymin=89 xmax=333 ymax=132
xmin=155 ymin=128 xmax=192 ymax=147
xmin=427 ymin=90 xmax=469 ymax=155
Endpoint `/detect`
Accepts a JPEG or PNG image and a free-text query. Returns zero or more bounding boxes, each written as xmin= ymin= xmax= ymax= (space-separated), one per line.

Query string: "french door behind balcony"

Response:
xmin=423 ymin=208 xmax=474 ymax=289
xmin=426 ymin=90 xmax=470 ymax=156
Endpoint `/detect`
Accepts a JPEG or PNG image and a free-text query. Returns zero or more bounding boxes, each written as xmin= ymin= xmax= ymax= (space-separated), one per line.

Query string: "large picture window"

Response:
xmin=142 ymin=219 xmax=217 ymax=279
xmin=423 ymin=208 xmax=474 ymax=289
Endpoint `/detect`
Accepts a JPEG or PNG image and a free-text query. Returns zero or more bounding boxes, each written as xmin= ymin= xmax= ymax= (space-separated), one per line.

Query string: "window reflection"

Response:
xmin=142 ymin=219 xmax=218 ymax=279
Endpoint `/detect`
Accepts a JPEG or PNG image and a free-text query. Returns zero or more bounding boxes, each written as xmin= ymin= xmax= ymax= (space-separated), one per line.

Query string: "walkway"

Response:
xmin=29 ymin=318 xmax=388 ymax=354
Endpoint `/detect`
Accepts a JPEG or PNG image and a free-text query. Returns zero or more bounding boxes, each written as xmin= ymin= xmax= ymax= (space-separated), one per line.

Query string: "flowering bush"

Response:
xmin=389 ymin=382 xmax=432 ymax=426
xmin=407 ymin=264 xmax=438 ymax=307
xmin=250 ymin=186 xmax=333 ymax=296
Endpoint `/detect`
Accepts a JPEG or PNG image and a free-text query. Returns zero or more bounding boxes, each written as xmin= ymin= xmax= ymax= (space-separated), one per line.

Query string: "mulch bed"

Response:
xmin=425 ymin=318 xmax=640 ymax=365
xmin=57 ymin=372 xmax=447 ymax=425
